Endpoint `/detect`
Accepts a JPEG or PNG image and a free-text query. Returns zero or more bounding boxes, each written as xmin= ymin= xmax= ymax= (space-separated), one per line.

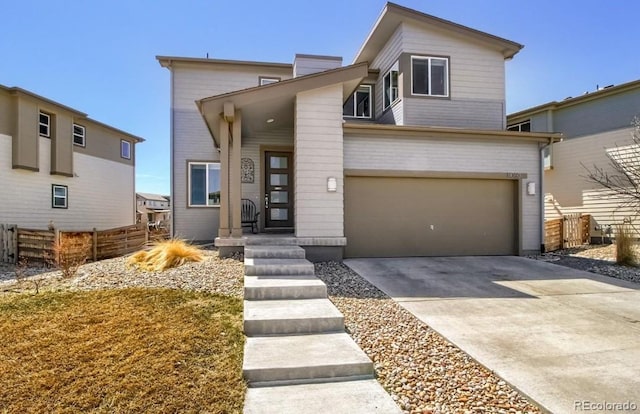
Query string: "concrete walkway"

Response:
xmin=346 ymin=256 xmax=640 ymax=414
xmin=242 ymin=238 xmax=401 ymax=414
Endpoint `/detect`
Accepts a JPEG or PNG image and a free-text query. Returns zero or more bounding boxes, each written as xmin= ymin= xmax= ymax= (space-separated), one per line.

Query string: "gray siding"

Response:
xmin=404 ymin=97 xmax=504 ymax=129
xmin=171 ymin=63 xmax=291 ymax=240
xmin=371 ymin=26 xmax=403 ymax=121
xmin=553 ymin=89 xmax=640 ymax=138
xmin=293 ymin=55 xmax=342 ymax=77
xmin=344 ymin=134 xmax=542 ymax=252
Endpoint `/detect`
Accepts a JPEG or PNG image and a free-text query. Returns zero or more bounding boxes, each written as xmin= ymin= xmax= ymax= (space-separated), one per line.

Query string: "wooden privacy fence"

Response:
xmin=544 ymin=214 xmax=590 ymax=252
xmin=0 ymin=223 xmax=168 ymax=264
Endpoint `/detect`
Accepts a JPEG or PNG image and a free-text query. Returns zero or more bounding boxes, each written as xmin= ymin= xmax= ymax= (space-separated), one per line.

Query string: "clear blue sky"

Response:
xmin=2 ymin=1 xmax=638 ymax=195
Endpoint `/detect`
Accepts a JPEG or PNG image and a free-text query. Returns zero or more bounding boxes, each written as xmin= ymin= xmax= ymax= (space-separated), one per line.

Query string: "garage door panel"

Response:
xmin=344 ymin=176 xmax=517 ymax=257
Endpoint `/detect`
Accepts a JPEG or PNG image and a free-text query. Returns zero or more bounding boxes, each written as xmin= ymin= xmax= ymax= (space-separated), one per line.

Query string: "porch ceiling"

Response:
xmin=197 ymin=63 xmax=368 ymax=145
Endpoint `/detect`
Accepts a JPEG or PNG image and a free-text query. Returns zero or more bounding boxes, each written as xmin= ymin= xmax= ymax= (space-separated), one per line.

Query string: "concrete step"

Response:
xmin=245 ymin=237 xmax=298 ymax=246
xmin=243 ymin=332 xmax=374 ymax=386
xmin=244 ymin=298 xmax=343 ymax=336
xmin=244 ymin=275 xmax=327 ymax=300
xmin=245 ymin=245 xmax=306 ymax=259
xmin=244 ymin=379 xmax=402 ymax=414
xmin=245 ymin=258 xmax=315 ymax=276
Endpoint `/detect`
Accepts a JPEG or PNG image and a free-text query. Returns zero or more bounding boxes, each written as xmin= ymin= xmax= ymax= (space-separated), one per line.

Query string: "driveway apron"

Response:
xmin=345 ymin=256 xmax=640 ymax=414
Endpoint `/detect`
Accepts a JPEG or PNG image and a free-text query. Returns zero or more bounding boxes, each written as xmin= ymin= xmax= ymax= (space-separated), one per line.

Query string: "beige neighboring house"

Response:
xmin=508 ymin=79 xmax=640 ymax=240
xmin=136 ymin=192 xmax=170 ymax=228
xmin=0 ymin=84 xmax=144 ymax=230
xmin=158 ymin=2 xmax=559 ymax=260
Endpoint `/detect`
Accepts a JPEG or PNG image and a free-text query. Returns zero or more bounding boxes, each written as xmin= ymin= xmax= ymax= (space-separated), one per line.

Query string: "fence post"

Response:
xmin=11 ymin=225 xmax=17 ymax=264
xmin=92 ymin=228 xmax=98 ymax=262
xmin=54 ymin=229 xmax=60 ymax=265
xmin=0 ymin=224 xmax=5 ymax=263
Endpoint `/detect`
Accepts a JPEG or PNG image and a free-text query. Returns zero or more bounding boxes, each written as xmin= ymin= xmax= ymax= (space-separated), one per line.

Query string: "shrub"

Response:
xmin=127 ymin=239 xmax=204 ymax=272
xmin=615 ymin=223 xmax=637 ymax=266
xmin=51 ymin=234 xmax=92 ymax=278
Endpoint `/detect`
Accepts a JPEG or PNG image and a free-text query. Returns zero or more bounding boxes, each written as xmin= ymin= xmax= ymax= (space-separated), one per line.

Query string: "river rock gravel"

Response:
xmin=315 ymin=261 xmax=541 ymax=414
xmin=0 ymin=250 xmax=244 ymax=298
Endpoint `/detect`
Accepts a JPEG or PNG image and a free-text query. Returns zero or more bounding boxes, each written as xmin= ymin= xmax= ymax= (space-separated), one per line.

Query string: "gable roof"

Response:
xmin=508 ymin=78 xmax=640 ymax=122
xmin=354 ymin=2 xmax=523 ymax=64
xmin=137 ymin=193 xmax=169 ymax=202
xmin=197 ymin=63 xmax=368 ymax=146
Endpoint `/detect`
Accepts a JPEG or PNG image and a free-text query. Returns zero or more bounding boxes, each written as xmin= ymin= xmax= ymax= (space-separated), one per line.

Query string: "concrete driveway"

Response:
xmin=345 ymin=256 xmax=640 ymax=414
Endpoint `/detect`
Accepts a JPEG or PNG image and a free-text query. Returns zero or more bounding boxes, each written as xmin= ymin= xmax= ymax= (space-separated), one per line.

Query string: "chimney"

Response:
xmin=293 ymin=54 xmax=342 ymax=77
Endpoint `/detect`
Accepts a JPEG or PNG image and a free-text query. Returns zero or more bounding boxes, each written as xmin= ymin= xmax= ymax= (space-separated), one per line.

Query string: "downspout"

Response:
xmin=169 ymin=61 xmax=175 ymax=239
xmin=539 ymin=137 xmax=554 ymax=253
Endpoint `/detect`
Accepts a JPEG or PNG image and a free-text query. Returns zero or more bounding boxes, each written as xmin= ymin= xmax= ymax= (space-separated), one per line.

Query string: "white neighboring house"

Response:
xmin=159 ymin=2 xmax=559 ymax=259
xmin=136 ymin=192 xmax=171 ymax=228
xmin=508 ymin=79 xmax=640 ymax=240
xmin=0 ymin=84 xmax=144 ymax=230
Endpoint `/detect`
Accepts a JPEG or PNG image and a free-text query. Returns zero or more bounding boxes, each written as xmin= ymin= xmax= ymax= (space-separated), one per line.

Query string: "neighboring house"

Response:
xmin=158 ymin=2 xmax=559 ymax=259
xmin=0 ymin=84 xmax=144 ymax=230
xmin=136 ymin=192 xmax=171 ymax=227
xmin=507 ymin=79 xmax=640 ymax=239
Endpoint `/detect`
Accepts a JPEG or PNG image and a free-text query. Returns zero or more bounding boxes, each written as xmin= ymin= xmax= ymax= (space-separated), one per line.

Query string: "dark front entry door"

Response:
xmin=265 ymin=151 xmax=293 ymax=229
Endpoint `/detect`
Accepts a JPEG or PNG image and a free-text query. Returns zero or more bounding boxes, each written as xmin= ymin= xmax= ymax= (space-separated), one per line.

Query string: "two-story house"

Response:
xmin=508 ymin=79 xmax=640 ymax=240
xmin=136 ymin=192 xmax=170 ymax=228
xmin=0 ymin=84 xmax=144 ymax=230
xmin=159 ymin=2 xmax=559 ymax=259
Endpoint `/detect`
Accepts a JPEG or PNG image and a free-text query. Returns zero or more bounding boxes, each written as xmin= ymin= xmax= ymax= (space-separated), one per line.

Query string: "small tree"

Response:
xmin=583 ymin=117 xmax=640 ymax=216
xmin=51 ymin=233 xmax=92 ymax=278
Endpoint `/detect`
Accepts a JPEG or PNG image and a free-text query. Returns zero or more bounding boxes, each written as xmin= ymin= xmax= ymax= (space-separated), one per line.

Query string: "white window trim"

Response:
xmin=383 ymin=62 xmax=399 ymax=110
xmin=73 ymin=124 xmax=86 ymax=147
xmin=52 ymin=184 xmax=68 ymax=209
xmin=344 ymin=85 xmax=372 ymax=119
xmin=410 ymin=55 xmax=450 ymax=98
xmin=121 ymin=140 xmax=131 ymax=159
xmin=39 ymin=112 xmax=50 ymax=137
xmin=188 ymin=161 xmax=221 ymax=207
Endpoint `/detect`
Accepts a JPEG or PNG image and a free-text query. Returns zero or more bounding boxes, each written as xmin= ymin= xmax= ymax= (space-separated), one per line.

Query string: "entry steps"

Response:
xmin=242 ymin=243 xmax=401 ymax=414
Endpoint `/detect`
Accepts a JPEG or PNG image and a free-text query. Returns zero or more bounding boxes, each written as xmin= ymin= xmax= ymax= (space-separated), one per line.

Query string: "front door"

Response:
xmin=265 ymin=151 xmax=294 ymax=229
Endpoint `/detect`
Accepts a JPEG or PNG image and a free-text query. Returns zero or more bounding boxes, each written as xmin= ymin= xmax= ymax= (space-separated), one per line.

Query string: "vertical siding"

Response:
xmin=171 ymin=63 xmax=291 ymax=240
xmin=0 ymin=134 xmax=134 ymax=230
xmin=344 ymin=135 xmax=541 ymax=251
xmin=294 ymin=85 xmax=344 ymax=237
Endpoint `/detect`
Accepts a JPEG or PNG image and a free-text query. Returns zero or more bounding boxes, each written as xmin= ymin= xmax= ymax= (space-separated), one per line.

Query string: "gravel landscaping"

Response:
xmin=315 ymin=261 xmax=541 ymax=413
xmin=2 ymin=243 xmax=637 ymax=413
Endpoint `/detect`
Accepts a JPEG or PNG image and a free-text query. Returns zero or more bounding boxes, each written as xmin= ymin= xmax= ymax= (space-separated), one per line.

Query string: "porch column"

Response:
xmin=218 ymin=119 xmax=231 ymax=238
xmin=230 ymin=110 xmax=243 ymax=237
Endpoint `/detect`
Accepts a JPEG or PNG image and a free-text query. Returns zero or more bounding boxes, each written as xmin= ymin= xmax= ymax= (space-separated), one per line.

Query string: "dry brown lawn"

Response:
xmin=0 ymin=288 xmax=245 ymax=413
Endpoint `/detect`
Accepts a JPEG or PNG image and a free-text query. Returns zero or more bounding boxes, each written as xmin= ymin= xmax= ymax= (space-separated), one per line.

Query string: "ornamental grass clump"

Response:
xmin=127 ymin=239 xmax=204 ymax=272
xmin=615 ymin=223 xmax=638 ymax=266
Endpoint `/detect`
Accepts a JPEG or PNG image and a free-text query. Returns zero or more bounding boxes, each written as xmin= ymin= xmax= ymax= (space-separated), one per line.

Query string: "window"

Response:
xmin=259 ymin=76 xmax=280 ymax=85
xmin=73 ymin=124 xmax=85 ymax=146
xmin=343 ymin=85 xmax=372 ymax=118
xmin=411 ymin=56 xmax=449 ymax=97
xmin=383 ymin=62 xmax=399 ymax=109
xmin=121 ymin=140 xmax=131 ymax=159
xmin=39 ymin=112 xmax=50 ymax=137
xmin=507 ymin=120 xmax=531 ymax=132
xmin=189 ymin=162 xmax=221 ymax=206
xmin=52 ymin=184 xmax=68 ymax=209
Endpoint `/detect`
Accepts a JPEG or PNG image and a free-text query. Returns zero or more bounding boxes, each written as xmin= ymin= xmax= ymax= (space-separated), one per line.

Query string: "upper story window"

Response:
xmin=188 ymin=162 xmax=220 ymax=207
xmin=343 ymin=85 xmax=372 ymax=119
xmin=259 ymin=76 xmax=280 ymax=86
xmin=507 ymin=120 xmax=531 ymax=132
xmin=383 ymin=62 xmax=399 ymax=110
xmin=39 ymin=112 xmax=51 ymax=137
xmin=411 ymin=56 xmax=449 ymax=97
xmin=73 ymin=124 xmax=86 ymax=146
xmin=121 ymin=140 xmax=131 ymax=159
